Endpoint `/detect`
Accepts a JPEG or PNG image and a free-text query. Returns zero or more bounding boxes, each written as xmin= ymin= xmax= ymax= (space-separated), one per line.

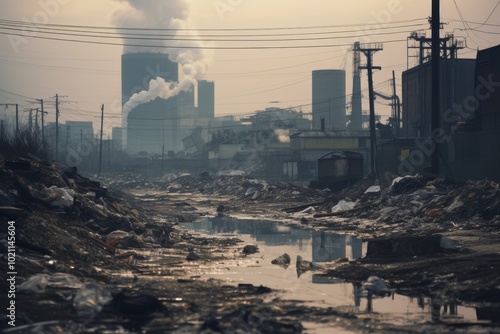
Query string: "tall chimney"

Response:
xmin=350 ymin=42 xmax=363 ymax=130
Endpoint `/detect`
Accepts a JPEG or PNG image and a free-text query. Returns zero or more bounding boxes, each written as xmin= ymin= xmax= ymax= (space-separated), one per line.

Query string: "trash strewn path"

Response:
xmin=1 ymin=157 xmax=499 ymax=333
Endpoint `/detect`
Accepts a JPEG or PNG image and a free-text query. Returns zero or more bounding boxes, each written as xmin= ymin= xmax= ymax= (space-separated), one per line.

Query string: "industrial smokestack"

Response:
xmin=112 ymin=0 xmax=213 ymax=117
xmin=350 ymin=42 xmax=363 ymax=130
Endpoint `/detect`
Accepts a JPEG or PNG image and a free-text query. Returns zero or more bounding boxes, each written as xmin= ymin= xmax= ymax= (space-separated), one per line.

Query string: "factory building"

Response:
xmin=198 ymin=80 xmax=215 ymax=119
xmin=443 ymin=44 xmax=500 ymax=181
xmin=312 ymin=70 xmax=346 ymax=130
xmin=122 ymin=52 xmax=215 ymax=156
xmin=401 ymin=59 xmax=476 ymax=138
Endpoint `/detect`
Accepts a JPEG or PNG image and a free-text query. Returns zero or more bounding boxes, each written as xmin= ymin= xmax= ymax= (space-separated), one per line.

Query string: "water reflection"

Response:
xmin=181 ymin=217 xmax=478 ymax=322
xmin=311 ymin=231 xmax=363 ymax=263
xmin=182 ymin=218 xmax=365 ymax=260
xmin=182 ymin=216 xmax=311 ymax=249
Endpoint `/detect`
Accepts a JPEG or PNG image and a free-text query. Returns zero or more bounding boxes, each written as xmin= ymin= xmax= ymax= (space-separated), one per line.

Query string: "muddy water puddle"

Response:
xmin=180 ymin=217 xmax=478 ymax=326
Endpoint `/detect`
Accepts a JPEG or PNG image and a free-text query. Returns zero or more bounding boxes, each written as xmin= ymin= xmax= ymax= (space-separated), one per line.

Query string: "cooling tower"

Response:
xmin=312 ymin=70 xmax=346 ymax=130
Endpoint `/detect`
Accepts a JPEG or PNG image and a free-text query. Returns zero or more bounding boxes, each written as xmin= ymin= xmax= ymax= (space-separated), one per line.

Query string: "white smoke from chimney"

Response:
xmin=112 ymin=0 xmax=213 ymax=115
xmin=274 ymin=129 xmax=290 ymax=143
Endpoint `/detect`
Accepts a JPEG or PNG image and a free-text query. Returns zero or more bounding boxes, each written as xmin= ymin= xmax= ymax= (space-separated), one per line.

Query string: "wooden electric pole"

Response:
xmin=52 ymin=95 xmax=73 ymax=160
xmin=24 ymin=108 xmax=36 ymax=136
xmin=36 ymin=99 xmax=47 ymax=143
xmin=357 ymin=43 xmax=383 ymax=176
xmin=98 ymin=104 xmax=104 ymax=175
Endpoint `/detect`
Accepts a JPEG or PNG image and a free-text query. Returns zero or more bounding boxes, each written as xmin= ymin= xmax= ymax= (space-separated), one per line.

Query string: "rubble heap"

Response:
xmin=0 ymin=157 xmax=179 ymax=279
xmin=317 ymin=174 xmax=500 ymax=230
xmin=0 ymin=157 xmax=307 ymax=332
xmin=93 ymin=173 xmax=170 ymax=190
xmin=160 ymin=173 xmax=327 ymax=203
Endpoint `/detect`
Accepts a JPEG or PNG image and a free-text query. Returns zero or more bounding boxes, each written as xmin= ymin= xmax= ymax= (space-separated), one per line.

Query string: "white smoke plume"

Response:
xmin=112 ymin=0 xmax=213 ymax=116
xmin=274 ymin=129 xmax=290 ymax=143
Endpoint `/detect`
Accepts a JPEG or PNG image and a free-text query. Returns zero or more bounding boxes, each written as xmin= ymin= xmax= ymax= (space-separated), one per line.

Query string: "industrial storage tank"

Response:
xmin=312 ymin=69 xmax=346 ymax=130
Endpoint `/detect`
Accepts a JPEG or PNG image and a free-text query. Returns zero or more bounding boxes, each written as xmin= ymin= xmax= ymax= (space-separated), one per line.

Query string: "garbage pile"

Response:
xmin=0 ymin=157 xmax=177 ymax=280
xmin=160 ymin=173 xmax=327 ymax=203
xmin=93 ymin=173 xmax=173 ymax=190
xmin=315 ymin=174 xmax=500 ymax=230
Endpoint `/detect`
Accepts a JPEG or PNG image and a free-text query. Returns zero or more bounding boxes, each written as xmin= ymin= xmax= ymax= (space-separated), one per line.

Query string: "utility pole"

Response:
xmin=36 ymin=99 xmax=47 ymax=143
xmin=431 ymin=0 xmax=441 ymax=175
xmin=0 ymin=104 xmax=19 ymax=138
xmin=108 ymin=136 xmax=111 ymax=173
xmin=52 ymin=95 xmax=73 ymax=158
xmin=98 ymin=104 xmax=104 ymax=175
xmin=55 ymin=94 xmax=59 ymax=161
xmin=391 ymin=70 xmax=400 ymax=138
xmin=161 ymin=144 xmax=165 ymax=176
xmin=357 ymin=43 xmax=383 ymax=176
xmin=15 ymin=104 xmax=18 ymax=138
xmin=24 ymin=108 xmax=36 ymax=136
xmin=35 ymin=108 xmax=39 ymax=137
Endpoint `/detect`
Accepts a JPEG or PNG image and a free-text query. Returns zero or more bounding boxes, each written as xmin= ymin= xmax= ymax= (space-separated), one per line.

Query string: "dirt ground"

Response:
xmin=1 ymin=163 xmax=500 ymax=333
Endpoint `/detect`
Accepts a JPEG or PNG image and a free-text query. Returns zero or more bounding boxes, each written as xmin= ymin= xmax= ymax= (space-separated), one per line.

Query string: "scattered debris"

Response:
xmin=312 ymin=174 xmax=500 ymax=235
xmin=296 ymin=255 xmax=321 ymax=275
xmin=186 ymin=251 xmax=200 ymax=261
xmin=271 ymin=253 xmax=291 ymax=268
xmin=73 ymin=283 xmax=112 ymax=319
xmin=364 ymin=185 xmax=381 ymax=194
xmin=362 ymin=276 xmax=391 ymax=297
xmin=18 ymin=273 xmax=83 ymax=294
xmin=3 ymin=155 xmax=500 ymax=333
xmin=237 ymin=283 xmax=272 ymax=294
xmin=331 ymin=200 xmax=358 ymax=213
xmin=103 ymin=291 xmax=166 ymax=321
xmin=243 ymin=244 xmax=259 ymax=255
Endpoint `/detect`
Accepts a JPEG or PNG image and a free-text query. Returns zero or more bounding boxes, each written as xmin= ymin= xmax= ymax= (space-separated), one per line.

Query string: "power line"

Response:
xmin=0 ymin=24 xmax=421 ymax=43
xmin=0 ymin=19 xmax=427 ymax=39
xmin=478 ymin=0 xmax=500 ymax=28
xmin=0 ymin=17 xmax=428 ymax=32
xmin=452 ymin=0 xmax=492 ymax=47
xmin=0 ymin=87 xmax=37 ymax=101
xmin=0 ymin=29 xmax=409 ymax=50
xmin=445 ymin=19 xmax=500 ymax=27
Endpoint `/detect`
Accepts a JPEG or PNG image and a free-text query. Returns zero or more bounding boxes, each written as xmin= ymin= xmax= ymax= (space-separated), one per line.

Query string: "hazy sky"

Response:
xmin=0 ymin=0 xmax=499 ymax=137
